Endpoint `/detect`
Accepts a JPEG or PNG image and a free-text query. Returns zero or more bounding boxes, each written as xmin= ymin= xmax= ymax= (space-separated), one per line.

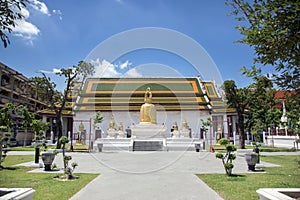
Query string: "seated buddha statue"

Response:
xmin=140 ymin=87 xmax=157 ymax=124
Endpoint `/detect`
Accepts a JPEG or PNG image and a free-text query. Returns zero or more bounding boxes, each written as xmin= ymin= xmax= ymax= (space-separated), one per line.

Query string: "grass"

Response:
xmin=0 ymin=155 xmax=99 ymax=200
xmin=197 ymin=156 xmax=300 ymax=200
xmin=248 ymin=146 xmax=298 ymax=152
xmin=5 ymin=144 xmax=89 ymax=152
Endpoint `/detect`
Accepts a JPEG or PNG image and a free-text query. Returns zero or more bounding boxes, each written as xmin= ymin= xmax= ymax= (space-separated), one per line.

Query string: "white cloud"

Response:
xmin=52 ymin=9 xmax=62 ymax=15
xmin=13 ymin=19 xmax=40 ymax=36
xmin=20 ymin=6 xmax=30 ymax=18
xmin=119 ymin=60 xmax=132 ymax=69
xmin=38 ymin=68 xmax=61 ymax=74
xmin=12 ymin=1 xmax=52 ymax=44
xmin=115 ymin=0 xmax=124 ymax=4
xmin=30 ymin=0 xmax=50 ymax=16
xmin=91 ymin=59 xmax=122 ymax=77
xmin=124 ymin=68 xmax=143 ymax=78
xmin=52 ymin=9 xmax=63 ymax=20
xmin=12 ymin=7 xmax=40 ymax=44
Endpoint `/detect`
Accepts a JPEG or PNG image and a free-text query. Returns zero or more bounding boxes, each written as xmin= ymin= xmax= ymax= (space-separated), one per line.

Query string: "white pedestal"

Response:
xmin=117 ymin=131 xmax=125 ymax=138
xmin=172 ymin=130 xmax=180 ymax=138
xmin=180 ymin=129 xmax=190 ymax=138
xmin=131 ymin=124 xmax=166 ymax=139
xmin=107 ymin=129 xmax=118 ymax=138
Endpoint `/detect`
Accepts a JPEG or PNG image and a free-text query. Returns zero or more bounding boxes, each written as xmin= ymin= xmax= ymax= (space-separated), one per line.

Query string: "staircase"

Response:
xmin=133 ymin=140 xmax=163 ymax=151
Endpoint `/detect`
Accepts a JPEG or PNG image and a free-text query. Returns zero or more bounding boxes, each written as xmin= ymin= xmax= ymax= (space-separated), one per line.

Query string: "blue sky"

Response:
xmin=0 ymin=0 xmax=275 ymax=90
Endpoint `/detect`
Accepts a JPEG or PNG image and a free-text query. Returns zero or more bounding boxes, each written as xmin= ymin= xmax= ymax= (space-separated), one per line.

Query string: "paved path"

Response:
xmin=9 ymin=150 xmax=298 ymax=200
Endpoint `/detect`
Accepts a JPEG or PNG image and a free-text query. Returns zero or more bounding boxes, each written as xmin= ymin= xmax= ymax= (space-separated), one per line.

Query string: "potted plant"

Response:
xmin=245 ymin=152 xmax=258 ymax=171
xmin=41 ymin=152 xmax=55 ymax=171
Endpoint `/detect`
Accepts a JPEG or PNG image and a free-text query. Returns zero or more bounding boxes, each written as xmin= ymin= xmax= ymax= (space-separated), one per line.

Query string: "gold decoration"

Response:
xmin=140 ymin=87 xmax=157 ymax=124
xmin=109 ymin=116 xmax=115 ymax=129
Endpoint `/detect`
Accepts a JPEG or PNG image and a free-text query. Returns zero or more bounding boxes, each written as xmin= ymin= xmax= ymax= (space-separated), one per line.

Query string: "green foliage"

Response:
xmin=216 ymin=153 xmax=224 ymax=159
xmin=224 ymin=162 xmax=234 ymax=170
xmin=215 ymin=138 xmax=237 ymax=176
xmin=227 ymin=0 xmax=300 ymax=92
xmin=0 ymin=0 xmax=28 ymax=47
xmin=226 ymin=144 xmax=237 ymax=152
xmin=59 ymin=136 xmax=69 ymax=145
xmin=31 ymin=119 xmax=49 ymax=150
xmin=59 ymin=136 xmax=78 ymax=179
xmin=31 ymin=61 xmax=95 ymax=149
xmin=227 ymin=0 xmax=300 ymax=135
xmin=198 ymin=156 xmax=300 ymax=200
xmin=93 ymin=111 xmax=103 ymax=129
xmin=1 ymin=155 xmax=98 ymax=200
xmin=0 ymin=103 xmax=15 ymax=168
xmin=218 ymin=138 xmax=229 ymax=146
xmin=200 ymin=118 xmax=210 ymax=133
xmin=223 ymin=80 xmax=248 ymax=149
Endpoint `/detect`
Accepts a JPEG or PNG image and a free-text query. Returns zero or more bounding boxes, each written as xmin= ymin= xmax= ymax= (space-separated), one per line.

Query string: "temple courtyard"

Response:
xmin=10 ymin=150 xmax=299 ymax=200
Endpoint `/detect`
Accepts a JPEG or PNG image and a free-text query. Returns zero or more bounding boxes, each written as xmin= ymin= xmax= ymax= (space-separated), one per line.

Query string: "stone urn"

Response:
xmin=41 ymin=152 xmax=55 ymax=171
xmin=245 ymin=152 xmax=258 ymax=171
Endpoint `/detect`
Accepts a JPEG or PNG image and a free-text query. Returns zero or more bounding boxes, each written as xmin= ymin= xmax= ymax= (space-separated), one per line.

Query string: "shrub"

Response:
xmin=215 ymin=138 xmax=237 ymax=176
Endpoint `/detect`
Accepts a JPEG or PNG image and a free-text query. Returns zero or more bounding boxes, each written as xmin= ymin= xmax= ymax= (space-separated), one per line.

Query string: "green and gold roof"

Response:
xmin=72 ymin=78 xmax=226 ymax=112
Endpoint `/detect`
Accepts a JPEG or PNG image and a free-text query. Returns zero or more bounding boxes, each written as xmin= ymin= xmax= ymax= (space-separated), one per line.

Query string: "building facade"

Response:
xmin=0 ymin=62 xmax=47 ymax=145
xmin=72 ymin=77 xmax=232 ymax=147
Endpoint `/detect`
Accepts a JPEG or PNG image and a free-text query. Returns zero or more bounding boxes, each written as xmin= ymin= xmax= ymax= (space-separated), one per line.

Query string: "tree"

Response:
xmin=31 ymin=119 xmax=49 ymax=163
xmin=0 ymin=0 xmax=28 ymax=47
xmin=223 ymin=80 xmax=250 ymax=149
xmin=93 ymin=111 xmax=103 ymax=129
xmin=0 ymin=103 xmax=15 ymax=168
xmin=227 ymin=0 xmax=300 ymax=93
xmin=31 ymin=61 xmax=95 ymax=149
xmin=242 ymin=68 xmax=281 ymax=138
xmin=215 ymin=138 xmax=237 ymax=176
xmin=59 ymin=136 xmax=78 ymax=179
xmin=18 ymin=105 xmax=34 ymax=146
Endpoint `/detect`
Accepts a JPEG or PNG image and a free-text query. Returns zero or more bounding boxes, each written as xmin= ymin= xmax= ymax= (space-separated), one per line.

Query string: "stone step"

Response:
xmin=133 ymin=141 xmax=163 ymax=151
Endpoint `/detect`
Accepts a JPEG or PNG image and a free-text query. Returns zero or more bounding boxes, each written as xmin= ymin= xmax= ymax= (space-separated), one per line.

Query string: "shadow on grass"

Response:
xmin=0 ymin=166 xmax=18 ymax=170
xmin=229 ymin=174 xmax=246 ymax=177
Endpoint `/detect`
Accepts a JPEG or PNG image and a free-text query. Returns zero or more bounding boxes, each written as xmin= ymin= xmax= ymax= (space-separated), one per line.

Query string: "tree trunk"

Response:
xmin=238 ymin=112 xmax=245 ymax=149
xmin=56 ymin=115 xmax=63 ymax=149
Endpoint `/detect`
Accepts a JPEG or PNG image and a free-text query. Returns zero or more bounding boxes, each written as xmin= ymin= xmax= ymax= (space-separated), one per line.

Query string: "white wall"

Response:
xmin=74 ymin=109 xmax=212 ymax=140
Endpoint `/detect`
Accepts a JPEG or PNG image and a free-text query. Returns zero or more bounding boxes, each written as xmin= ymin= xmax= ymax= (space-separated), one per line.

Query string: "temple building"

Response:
xmin=71 ymin=77 xmax=235 ymax=150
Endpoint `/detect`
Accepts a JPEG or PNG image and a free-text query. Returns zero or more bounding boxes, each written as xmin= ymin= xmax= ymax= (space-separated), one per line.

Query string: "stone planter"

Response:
xmin=0 ymin=188 xmax=35 ymax=200
xmin=41 ymin=152 xmax=55 ymax=171
xmin=245 ymin=152 xmax=258 ymax=171
xmin=257 ymin=188 xmax=300 ymax=200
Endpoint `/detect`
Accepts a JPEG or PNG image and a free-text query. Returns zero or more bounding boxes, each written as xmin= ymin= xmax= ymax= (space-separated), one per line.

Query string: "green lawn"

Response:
xmin=5 ymin=144 xmax=89 ymax=152
xmin=245 ymin=145 xmax=298 ymax=152
xmin=197 ymin=156 xmax=300 ymax=200
xmin=0 ymin=155 xmax=99 ymax=200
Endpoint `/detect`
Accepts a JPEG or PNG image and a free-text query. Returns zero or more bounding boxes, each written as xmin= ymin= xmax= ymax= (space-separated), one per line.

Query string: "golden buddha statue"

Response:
xmin=119 ymin=122 xmax=124 ymax=132
xmin=182 ymin=119 xmax=188 ymax=130
xmin=173 ymin=122 xmax=178 ymax=131
xmin=79 ymin=122 xmax=84 ymax=132
xmin=140 ymin=87 xmax=157 ymax=124
xmin=109 ymin=116 xmax=115 ymax=129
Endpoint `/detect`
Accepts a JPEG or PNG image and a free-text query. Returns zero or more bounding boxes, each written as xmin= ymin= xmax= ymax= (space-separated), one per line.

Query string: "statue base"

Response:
xmin=172 ymin=130 xmax=180 ymax=138
xmin=180 ymin=129 xmax=190 ymax=138
xmin=131 ymin=124 xmax=166 ymax=139
xmin=107 ymin=129 xmax=118 ymax=138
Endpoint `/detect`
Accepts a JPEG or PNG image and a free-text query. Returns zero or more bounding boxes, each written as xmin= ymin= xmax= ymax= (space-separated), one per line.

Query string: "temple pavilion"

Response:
xmin=70 ymin=77 xmax=236 ymax=150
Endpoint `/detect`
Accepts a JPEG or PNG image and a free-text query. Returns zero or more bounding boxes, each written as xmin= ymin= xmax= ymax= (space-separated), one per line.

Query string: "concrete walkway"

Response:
xmin=9 ymin=150 xmax=297 ymax=200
